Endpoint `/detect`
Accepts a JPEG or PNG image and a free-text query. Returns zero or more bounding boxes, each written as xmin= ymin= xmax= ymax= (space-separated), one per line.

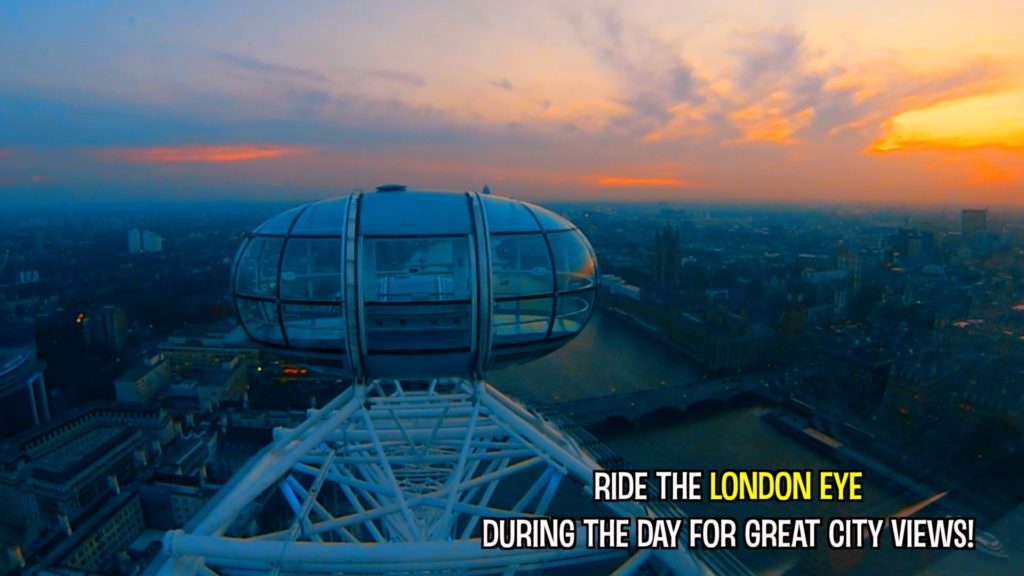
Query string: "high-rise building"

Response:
xmin=128 ymin=228 xmax=164 ymax=254
xmin=653 ymin=224 xmax=680 ymax=290
xmin=128 ymin=228 xmax=142 ymax=254
xmin=0 ymin=323 xmax=49 ymax=439
xmin=16 ymin=270 xmax=40 ymax=285
xmin=142 ymin=229 xmax=164 ymax=252
xmin=85 ymin=306 xmax=129 ymax=354
xmin=961 ymin=208 xmax=988 ymax=237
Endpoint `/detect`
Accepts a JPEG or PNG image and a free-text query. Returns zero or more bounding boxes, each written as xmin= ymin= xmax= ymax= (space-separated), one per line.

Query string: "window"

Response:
xmin=548 ymin=230 xmax=596 ymax=291
xmin=491 ymin=234 xmax=552 ymax=297
xmin=235 ymin=237 xmax=284 ymax=298
xmin=363 ymin=237 xmax=471 ymax=302
xmin=362 ymin=236 xmax=473 ymax=352
xmin=237 ymin=298 xmax=284 ymax=344
xmin=280 ymin=238 xmax=342 ymax=301
xmin=552 ymin=291 xmax=595 ymax=336
xmin=281 ymin=303 xmax=344 ymax=350
xmin=494 ymin=298 xmax=553 ymax=344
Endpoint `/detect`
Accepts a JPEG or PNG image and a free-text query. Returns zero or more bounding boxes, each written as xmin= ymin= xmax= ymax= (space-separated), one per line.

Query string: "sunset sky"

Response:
xmin=2 ymin=1 xmax=1023 ymax=205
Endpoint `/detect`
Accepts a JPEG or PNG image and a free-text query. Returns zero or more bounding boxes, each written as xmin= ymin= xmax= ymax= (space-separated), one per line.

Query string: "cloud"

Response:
xmin=733 ymin=27 xmax=806 ymax=95
xmin=595 ymin=176 xmax=689 ymax=188
xmin=95 ymin=144 xmax=308 ymax=164
xmin=490 ymin=77 xmax=515 ymax=91
xmin=570 ymin=8 xmax=702 ymax=135
xmin=722 ymin=27 xmax=846 ymax=143
xmin=215 ymin=52 xmax=327 ymax=83
xmin=713 ymin=28 xmax=1011 ymax=152
xmin=3 ymin=3 xmax=1023 ymax=206
xmin=871 ymin=88 xmax=1024 ymax=152
xmin=484 ymin=76 xmax=553 ymax=113
xmin=362 ymin=69 xmax=426 ymax=87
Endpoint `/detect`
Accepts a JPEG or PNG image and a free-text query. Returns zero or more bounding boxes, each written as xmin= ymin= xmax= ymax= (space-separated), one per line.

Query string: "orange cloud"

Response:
xmin=966 ymin=162 xmax=1018 ymax=186
xmin=595 ymin=176 xmax=689 ymax=188
xmin=730 ymin=105 xmax=814 ymax=145
xmin=871 ymin=90 xmax=1024 ymax=152
xmin=98 ymin=144 xmax=307 ymax=164
xmin=928 ymin=154 xmax=1024 ymax=189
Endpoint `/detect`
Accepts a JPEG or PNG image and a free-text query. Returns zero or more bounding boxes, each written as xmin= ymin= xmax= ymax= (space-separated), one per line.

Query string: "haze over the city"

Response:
xmin=2 ymin=0 xmax=1024 ymax=205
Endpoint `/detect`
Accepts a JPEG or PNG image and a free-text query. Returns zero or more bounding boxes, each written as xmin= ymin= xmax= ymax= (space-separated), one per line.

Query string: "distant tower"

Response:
xmin=129 ymin=228 xmax=164 ymax=253
xmin=128 ymin=228 xmax=142 ymax=254
xmin=142 ymin=229 xmax=164 ymax=252
xmin=654 ymin=224 xmax=680 ymax=289
xmin=961 ymin=209 xmax=987 ymax=237
xmin=90 ymin=306 xmax=128 ymax=354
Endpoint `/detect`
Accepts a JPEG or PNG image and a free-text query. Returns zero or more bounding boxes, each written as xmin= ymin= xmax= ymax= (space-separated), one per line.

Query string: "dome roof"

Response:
xmin=232 ymin=187 xmax=597 ymax=380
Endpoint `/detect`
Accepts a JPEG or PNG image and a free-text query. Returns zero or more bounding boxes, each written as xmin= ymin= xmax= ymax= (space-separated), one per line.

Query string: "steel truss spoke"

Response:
xmin=158 ymin=378 xmax=708 ymax=576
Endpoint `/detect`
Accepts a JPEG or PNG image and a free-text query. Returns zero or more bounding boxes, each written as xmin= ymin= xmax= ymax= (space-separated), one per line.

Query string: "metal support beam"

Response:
xmin=158 ymin=378 xmax=710 ymax=576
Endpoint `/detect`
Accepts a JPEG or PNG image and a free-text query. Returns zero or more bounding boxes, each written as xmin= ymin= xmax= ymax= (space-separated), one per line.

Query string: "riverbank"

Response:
xmin=602 ymin=306 xmax=705 ymax=370
xmin=762 ymin=411 xmax=949 ymax=505
xmin=495 ymin=306 xmax=1019 ymax=574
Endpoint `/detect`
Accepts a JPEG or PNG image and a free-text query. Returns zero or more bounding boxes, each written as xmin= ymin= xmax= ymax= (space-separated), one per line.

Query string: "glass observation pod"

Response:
xmin=232 ymin=185 xmax=598 ymax=380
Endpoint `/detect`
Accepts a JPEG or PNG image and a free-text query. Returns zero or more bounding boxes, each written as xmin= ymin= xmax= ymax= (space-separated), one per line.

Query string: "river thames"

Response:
xmin=491 ymin=309 xmax=1022 ymax=575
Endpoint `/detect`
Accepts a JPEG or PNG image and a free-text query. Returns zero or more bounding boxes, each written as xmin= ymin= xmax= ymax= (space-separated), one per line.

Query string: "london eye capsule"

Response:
xmin=231 ymin=185 xmax=598 ymax=380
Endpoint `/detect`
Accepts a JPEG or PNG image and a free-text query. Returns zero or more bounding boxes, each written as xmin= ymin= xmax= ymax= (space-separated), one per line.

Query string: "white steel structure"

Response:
xmin=159 ymin=187 xmax=710 ymax=575
xmin=161 ymin=378 xmax=704 ymax=574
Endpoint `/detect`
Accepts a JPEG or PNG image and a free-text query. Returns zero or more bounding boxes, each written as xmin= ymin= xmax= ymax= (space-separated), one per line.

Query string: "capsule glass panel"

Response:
xmin=548 ymin=230 xmax=596 ymax=291
xmin=525 ymin=203 xmax=575 ymax=232
xmin=552 ymin=291 xmax=595 ymax=337
xmin=481 ymin=195 xmax=541 ymax=233
xmin=281 ymin=303 xmax=345 ymax=350
xmin=362 ymin=236 xmax=473 ymax=353
xmin=237 ymin=298 xmax=284 ymax=344
xmin=236 ymin=237 xmax=284 ymax=298
xmin=360 ymin=192 xmax=471 ymax=236
xmin=363 ymin=237 xmax=471 ymax=302
xmin=254 ymin=206 xmax=302 ymax=235
xmin=490 ymin=234 xmax=553 ymax=298
xmin=493 ymin=297 xmax=553 ymax=345
xmin=291 ymin=198 xmax=348 ymax=236
xmin=280 ymin=238 xmax=343 ymax=301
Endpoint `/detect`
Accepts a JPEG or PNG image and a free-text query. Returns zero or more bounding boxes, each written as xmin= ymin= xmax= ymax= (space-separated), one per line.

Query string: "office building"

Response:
xmin=0 ymin=403 xmax=174 ymax=537
xmin=128 ymin=228 xmax=164 ymax=254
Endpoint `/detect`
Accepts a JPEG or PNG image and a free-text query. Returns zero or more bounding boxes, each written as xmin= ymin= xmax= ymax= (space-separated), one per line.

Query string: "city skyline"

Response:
xmin=2 ymin=1 xmax=1024 ymax=205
